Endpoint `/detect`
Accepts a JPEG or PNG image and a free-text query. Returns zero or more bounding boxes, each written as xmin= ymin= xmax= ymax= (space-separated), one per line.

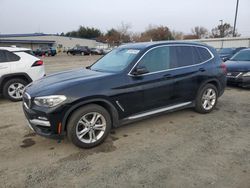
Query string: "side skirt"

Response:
xmin=118 ymin=101 xmax=194 ymax=126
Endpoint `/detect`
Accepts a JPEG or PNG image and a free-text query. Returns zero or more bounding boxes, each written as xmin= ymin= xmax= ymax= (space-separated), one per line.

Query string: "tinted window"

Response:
xmin=135 ymin=45 xmax=212 ymax=73
xmin=171 ymin=46 xmax=200 ymax=68
xmin=138 ymin=46 xmax=170 ymax=72
xmin=6 ymin=51 xmax=20 ymax=61
xmin=168 ymin=46 xmax=202 ymax=68
xmin=0 ymin=50 xmax=8 ymax=63
xmin=196 ymin=47 xmax=212 ymax=62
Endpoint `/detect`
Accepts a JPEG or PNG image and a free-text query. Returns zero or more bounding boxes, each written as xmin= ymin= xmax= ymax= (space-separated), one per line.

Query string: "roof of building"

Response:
xmin=0 ymin=39 xmax=55 ymax=44
xmin=0 ymin=46 xmax=32 ymax=52
xmin=0 ymin=33 xmax=50 ymax=38
xmin=0 ymin=33 xmax=99 ymax=42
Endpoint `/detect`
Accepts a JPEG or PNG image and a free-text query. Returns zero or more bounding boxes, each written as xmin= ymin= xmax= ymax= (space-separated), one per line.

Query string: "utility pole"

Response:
xmin=219 ymin=20 xmax=224 ymax=38
xmin=233 ymin=0 xmax=239 ymax=37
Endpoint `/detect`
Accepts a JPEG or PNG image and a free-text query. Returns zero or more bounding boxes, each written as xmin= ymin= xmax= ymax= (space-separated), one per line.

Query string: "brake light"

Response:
xmin=32 ymin=60 xmax=43 ymax=67
xmin=220 ymin=63 xmax=227 ymax=74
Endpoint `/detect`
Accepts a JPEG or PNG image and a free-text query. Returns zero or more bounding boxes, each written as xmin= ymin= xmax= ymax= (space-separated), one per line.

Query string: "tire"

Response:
xmin=195 ymin=84 xmax=218 ymax=114
xmin=67 ymin=104 xmax=111 ymax=148
xmin=3 ymin=78 xmax=28 ymax=102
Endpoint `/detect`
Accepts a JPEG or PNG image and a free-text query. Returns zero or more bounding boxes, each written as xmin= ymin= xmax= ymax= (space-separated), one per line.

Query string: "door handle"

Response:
xmin=199 ymin=68 xmax=206 ymax=72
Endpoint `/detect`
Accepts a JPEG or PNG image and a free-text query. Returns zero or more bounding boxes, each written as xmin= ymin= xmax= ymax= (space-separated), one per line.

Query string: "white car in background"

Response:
xmin=0 ymin=47 xmax=45 ymax=101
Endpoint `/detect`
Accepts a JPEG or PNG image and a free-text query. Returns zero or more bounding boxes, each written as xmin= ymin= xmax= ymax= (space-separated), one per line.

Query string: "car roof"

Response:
xmin=0 ymin=46 xmax=31 ymax=52
xmin=119 ymin=41 xmax=211 ymax=50
xmin=239 ymin=48 xmax=250 ymax=52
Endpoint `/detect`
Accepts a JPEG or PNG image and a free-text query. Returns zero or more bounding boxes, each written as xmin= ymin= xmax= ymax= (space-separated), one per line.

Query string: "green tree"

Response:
xmin=66 ymin=26 xmax=102 ymax=39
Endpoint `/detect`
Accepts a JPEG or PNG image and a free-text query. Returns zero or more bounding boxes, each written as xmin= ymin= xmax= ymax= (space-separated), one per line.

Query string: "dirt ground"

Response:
xmin=0 ymin=54 xmax=249 ymax=188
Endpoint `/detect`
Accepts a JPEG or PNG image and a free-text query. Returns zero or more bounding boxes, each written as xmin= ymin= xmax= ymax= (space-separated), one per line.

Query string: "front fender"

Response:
xmin=62 ymin=98 xmax=120 ymax=132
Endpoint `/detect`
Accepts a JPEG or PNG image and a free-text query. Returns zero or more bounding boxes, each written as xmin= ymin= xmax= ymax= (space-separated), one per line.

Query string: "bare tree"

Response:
xmin=191 ymin=26 xmax=208 ymax=39
xmin=139 ymin=25 xmax=174 ymax=42
xmin=172 ymin=30 xmax=184 ymax=40
xmin=211 ymin=23 xmax=240 ymax=38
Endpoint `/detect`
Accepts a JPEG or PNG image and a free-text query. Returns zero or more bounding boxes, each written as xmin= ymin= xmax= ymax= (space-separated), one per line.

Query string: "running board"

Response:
xmin=127 ymin=102 xmax=192 ymax=120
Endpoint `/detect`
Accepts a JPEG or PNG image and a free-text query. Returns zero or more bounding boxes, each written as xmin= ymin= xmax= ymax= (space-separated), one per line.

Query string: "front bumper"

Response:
xmin=22 ymin=104 xmax=65 ymax=139
xmin=227 ymin=75 xmax=250 ymax=88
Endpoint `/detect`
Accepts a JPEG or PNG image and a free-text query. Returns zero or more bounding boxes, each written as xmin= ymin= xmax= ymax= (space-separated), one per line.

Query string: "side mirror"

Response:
xmin=132 ymin=66 xmax=149 ymax=76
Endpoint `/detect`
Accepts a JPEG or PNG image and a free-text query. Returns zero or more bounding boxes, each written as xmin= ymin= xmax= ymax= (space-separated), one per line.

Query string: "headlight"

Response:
xmin=242 ymin=72 xmax=250 ymax=77
xmin=34 ymin=95 xmax=67 ymax=107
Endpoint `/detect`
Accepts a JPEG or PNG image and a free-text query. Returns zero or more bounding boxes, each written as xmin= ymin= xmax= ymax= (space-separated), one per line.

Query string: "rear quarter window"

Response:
xmin=196 ymin=47 xmax=212 ymax=62
xmin=0 ymin=50 xmax=8 ymax=63
xmin=0 ymin=50 xmax=20 ymax=62
xmin=6 ymin=51 xmax=20 ymax=61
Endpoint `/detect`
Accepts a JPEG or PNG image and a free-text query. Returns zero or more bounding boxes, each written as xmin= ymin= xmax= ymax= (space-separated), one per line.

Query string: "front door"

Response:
xmin=131 ymin=46 xmax=175 ymax=111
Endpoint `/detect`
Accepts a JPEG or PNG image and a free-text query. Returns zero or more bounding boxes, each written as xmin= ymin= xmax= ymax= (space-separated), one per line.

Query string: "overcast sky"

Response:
xmin=0 ymin=0 xmax=249 ymax=36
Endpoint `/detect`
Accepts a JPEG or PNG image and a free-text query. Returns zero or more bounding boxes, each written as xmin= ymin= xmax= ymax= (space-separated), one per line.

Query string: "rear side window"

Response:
xmin=196 ymin=47 xmax=212 ymax=62
xmin=170 ymin=46 xmax=201 ymax=68
xmin=0 ymin=50 xmax=8 ymax=63
xmin=0 ymin=50 xmax=20 ymax=62
xmin=6 ymin=51 xmax=20 ymax=61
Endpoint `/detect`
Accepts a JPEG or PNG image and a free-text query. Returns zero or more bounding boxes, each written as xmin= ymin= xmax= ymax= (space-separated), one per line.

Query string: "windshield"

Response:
xmin=90 ymin=48 xmax=140 ymax=72
xmin=230 ymin=50 xmax=250 ymax=61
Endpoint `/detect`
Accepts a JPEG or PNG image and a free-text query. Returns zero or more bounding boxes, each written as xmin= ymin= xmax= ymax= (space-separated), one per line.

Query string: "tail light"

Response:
xmin=32 ymin=60 xmax=43 ymax=67
xmin=220 ymin=63 xmax=227 ymax=74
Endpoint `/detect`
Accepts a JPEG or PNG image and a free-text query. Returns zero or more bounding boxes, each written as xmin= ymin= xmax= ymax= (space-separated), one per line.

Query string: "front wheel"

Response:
xmin=67 ymin=104 xmax=111 ymax=148
xmin=195 ymin=84 xmax=218 ymax=114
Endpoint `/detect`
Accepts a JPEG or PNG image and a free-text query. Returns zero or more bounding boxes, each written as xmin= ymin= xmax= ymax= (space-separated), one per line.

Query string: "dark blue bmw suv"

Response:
xmin=23 ymin=41 xmax=227 ymax=148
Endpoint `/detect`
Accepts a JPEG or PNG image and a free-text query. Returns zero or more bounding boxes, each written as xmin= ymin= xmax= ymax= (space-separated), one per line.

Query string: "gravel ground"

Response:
xmin=0 ymin=54 xmax=249 ymax=188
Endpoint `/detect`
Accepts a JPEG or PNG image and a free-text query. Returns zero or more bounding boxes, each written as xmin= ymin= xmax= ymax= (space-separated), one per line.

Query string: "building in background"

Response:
xmin=188 ymin=37 xmax=250 ymax=49
xmin=0 ymin=33 xmax=107 ymax=52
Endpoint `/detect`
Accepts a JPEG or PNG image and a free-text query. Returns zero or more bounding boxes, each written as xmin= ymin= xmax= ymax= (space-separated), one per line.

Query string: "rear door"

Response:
xmin=169 ymin=45 xmax=213 ymax=102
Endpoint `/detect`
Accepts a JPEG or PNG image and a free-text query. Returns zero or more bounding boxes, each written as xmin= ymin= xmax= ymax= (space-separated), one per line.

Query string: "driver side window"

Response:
xmin=138 ymin=46 xmax=170 ymax=73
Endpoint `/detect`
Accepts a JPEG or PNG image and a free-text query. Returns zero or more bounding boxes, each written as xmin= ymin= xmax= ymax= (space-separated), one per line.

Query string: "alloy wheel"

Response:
xmin=8 ymin=83 xmax=25 ymax=99
xmin=201 ymin=88 xmax=216 ymax=110
xmin=76 ymin=112 xmax=106 ymax=144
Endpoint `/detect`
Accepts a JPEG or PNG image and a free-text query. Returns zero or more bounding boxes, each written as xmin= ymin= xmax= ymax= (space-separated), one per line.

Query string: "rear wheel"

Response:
xmin=195 ymin=84 xmax=218 ymax=113
xmin=3 ymin=78 xmax=28 ymax=101
xmin=67 ymin=104 xmax=111 ymax=148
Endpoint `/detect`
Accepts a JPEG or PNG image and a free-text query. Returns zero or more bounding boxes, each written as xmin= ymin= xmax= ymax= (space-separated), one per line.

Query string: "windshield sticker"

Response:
xmin=126 ymin=49 xmax=140 ymax=54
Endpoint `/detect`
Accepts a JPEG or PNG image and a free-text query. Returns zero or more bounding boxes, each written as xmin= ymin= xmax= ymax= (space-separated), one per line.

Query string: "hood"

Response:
xmin=26 ymin=68 xmax=113 ymax=96
xmin=225 ymin=60 xmax=250 ymax=72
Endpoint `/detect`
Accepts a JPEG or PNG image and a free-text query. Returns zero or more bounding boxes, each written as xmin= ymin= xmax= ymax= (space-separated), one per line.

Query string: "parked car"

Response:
xmin=90 ymin=48 xmax=104 ymax=55
xmin=103 ymin=48 xmax=112 ymax=55
xmin=0 ymin=47 xmax=45 ymax=101
xmin=225 ymin=48 xmax=250 ymax=88
xmin=22 ymin=41 xmax=226 ymax=148
xmin=33 ymin=47 xmax=57 ymax=56
xmin=218 ymin=47 xmax=246 ymax=62
xmin=67 ymin=46 xmax=91 ymax=56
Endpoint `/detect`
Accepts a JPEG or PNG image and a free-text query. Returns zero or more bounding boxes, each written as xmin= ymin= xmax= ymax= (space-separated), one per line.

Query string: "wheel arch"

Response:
xmin=0 ymin=73 xmax=32 ymax=93
xmin=197 ymin=79 xmax=221 ymax=97
xmin=62 ymin=98 xmax=119 ymax=132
